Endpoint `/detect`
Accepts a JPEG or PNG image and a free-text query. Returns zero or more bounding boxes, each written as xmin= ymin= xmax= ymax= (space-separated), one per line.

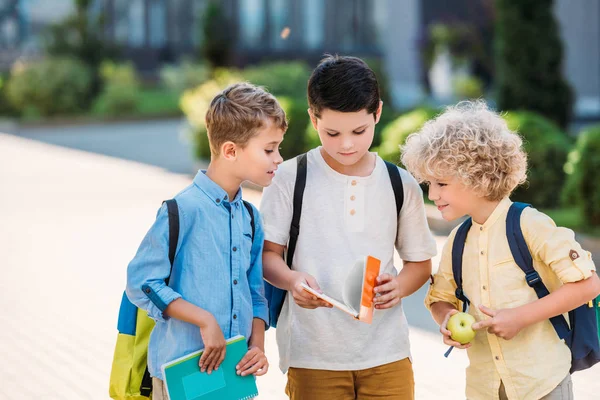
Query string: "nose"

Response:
xmin=275 ymin=152 xmax=283 ymax=165
xmin=428 ymin=184 xmax=439 ymax=201
xmin=341 ymin=137 xmax=354 ymax=151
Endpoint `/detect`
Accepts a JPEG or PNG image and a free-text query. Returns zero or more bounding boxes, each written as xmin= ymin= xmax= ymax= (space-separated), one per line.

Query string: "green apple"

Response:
xmin=447 ymin=312 xmax=476 ymax=344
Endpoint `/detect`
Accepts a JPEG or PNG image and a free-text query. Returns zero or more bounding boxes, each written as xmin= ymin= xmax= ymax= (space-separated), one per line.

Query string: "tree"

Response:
xmin=495 ymin=0 xmax=573 ymax=129
xmin=200 ymin=0 xmax=233 ymax=68
xmin=45 ymin=0 xmax=118 ymax=103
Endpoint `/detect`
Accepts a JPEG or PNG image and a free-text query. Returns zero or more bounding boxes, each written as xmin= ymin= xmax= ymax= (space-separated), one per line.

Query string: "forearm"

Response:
xmin=263 ymin=250 xmax=295 ymax=291
xmin=164 ymin=298 xmax=214 ymax=328
xmin=431 ymin=301 xmax=458 ymax=326
xmin=249 ymin=318 xmax=265 ymax=351
xmin=396 ymin=259 xmax=432 ymax=298
xmin=518 ymin=274 xmax=600 ymax=328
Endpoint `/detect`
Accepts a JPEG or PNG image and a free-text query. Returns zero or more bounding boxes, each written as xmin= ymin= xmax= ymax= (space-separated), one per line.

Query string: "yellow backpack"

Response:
xmin=109 ymin=199 xmax=179 ymax=399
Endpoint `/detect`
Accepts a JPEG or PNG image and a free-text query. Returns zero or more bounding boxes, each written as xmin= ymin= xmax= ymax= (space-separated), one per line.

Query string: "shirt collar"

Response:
xmin=193 ymin=170 xmax=243 ymax=206
xmin=471 ymin=196 xmax=513 ymax=230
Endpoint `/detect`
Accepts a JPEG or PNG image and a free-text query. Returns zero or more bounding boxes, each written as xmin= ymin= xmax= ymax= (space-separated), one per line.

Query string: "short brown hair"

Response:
xmin=205 ymin=82 xmax=287 ymax=155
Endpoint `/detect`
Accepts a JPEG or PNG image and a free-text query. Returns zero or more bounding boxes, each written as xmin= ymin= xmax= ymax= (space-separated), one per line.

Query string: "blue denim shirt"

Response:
xmin=126 ymin=170 xmax=268 ymax=380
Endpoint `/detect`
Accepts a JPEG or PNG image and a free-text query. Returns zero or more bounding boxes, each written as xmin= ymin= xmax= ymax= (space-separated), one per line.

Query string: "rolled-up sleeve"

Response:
xmin=425 ymin=231 xmax=461 ymax=311
xmin=126 ymin=203 xmax=182 ymax=322
xmin=247 ymin=209 xmax=269 ymax=326
xmin=523 ymin=208 xmax=596 ymax=284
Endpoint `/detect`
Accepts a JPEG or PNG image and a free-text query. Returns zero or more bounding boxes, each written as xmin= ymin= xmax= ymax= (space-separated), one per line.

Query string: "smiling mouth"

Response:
xmin=437 ymin=204 xmax=448 ymax=211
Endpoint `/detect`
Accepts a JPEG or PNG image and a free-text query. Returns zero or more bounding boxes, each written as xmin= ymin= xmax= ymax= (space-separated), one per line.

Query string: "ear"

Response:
xmin=221 ymin=141 xmax=238 ymax=161
xmin=374 ymin=100 xmax=383 ymax=124
xmin=308 ymin=108 xmax=318 ymax=131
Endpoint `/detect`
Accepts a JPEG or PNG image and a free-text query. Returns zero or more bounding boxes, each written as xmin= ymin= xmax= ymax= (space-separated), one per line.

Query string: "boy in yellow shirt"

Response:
xmin=401 ymin=100 xmax=600 ymax=400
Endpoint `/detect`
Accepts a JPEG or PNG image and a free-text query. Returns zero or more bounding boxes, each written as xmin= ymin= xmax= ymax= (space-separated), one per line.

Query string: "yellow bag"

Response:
xmin=109 ymin=199 xmax=180 ymax=400
xmin=109 ymin=293 xmax=155 ymax=400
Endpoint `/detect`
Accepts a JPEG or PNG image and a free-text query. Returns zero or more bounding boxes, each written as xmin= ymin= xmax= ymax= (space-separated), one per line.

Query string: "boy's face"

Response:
xmin=427 ymin=176 xmax=482 ymax=221
xmin=235 ymin=120 xmax=284 ymax=187
xmin=310 ymin=105 xmax=381 ymax=169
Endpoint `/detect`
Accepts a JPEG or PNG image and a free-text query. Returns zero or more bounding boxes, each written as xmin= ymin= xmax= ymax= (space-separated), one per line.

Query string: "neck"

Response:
xmin=320 ymin=148 xmax=375 ymax=177
xmin=470 ymin=198 xmax=501 ymax=225
xmin=205 ymin=158 xmax=242 ymax=201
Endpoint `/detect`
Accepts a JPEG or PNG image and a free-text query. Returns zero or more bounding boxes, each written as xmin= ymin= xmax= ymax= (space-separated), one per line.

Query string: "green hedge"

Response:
xmin=504 ymin=111 xmax=571 ymax=208
xmin=92 ymin=62 xmax=140 ymax=116
xmin=376 ymin=107 xmax=439 ymax=164
xmin=6 ymin=57 xmax=93 ymax=117
xmin=563 ymin=125 xmax=600 ymax=226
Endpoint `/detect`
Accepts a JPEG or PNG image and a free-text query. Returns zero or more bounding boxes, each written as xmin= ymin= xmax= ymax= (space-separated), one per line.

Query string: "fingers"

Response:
xmin=478 ymin=304 xmax=497 ymax=317
xmin=199 ymin=345 xmax=226 ymax=374
xmin=374 ymin=293 xmax=401 ymax=309
xmin=199 ymin=348 xmax=215 ymax=373
xmin=472 ymin=318 xmax=493 ymax=331
xmin=236 ymin=349 xmax=269 ymax=376
xmin=304 ymin=275 xmax=321 ymax=291
xmin=443 ymin=335 xmax=472 ymax=349
xmin=376 ymin=273 xmax=393 ymax=284
xmin=292 ymin=290 xmax=331 ymax=308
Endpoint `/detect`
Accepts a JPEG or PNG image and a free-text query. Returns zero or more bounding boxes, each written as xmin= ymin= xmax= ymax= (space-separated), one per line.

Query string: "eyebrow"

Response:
xmin=265 ymin=140 xmax=280 ymax=145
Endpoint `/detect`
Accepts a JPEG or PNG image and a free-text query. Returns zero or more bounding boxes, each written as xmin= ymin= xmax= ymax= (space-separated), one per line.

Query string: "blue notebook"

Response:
xmin=161 ymin=335 xmax=258 ymax=400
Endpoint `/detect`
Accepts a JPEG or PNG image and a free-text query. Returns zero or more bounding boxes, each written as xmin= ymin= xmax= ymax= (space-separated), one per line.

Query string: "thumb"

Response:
xmin=305 ymin=274 xmax=321 ymax=291
xmin=478 ymin=304 xmax=497 ymax=317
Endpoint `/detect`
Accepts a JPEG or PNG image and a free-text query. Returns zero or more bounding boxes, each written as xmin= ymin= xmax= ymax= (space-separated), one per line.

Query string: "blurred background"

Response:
xmin=1 ymin=0 xmax=599 ymax=399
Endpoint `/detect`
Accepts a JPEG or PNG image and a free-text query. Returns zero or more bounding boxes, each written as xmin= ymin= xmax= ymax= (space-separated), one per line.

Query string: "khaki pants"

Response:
xmin=499 ymin=374 xmax=573 ymax=400
xmin=151 ymin=377 xmax=168 ymax=400
xmin=285 ymin=358 xmax=414 ymax=400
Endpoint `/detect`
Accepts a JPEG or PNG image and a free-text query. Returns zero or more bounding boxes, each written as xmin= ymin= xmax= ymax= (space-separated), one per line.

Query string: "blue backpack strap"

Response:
xmin=451 ymin=217 xmax=473 ymax=312
xmin=444 ymin=217 xmax=473 ymax=357
xmin=506 ymin=202 xmax=570 ymax=340
xmin=242 ymin=200 xmax=255 ymax=241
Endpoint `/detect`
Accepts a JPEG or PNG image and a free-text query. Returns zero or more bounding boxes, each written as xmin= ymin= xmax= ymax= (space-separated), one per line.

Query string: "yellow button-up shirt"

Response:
xmin=425 ymin=197 xmax=596 ymax=400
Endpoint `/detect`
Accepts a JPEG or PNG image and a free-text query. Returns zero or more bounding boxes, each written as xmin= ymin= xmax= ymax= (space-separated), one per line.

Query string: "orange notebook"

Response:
xmin=301 ymin=255 xmax=381 ymax=323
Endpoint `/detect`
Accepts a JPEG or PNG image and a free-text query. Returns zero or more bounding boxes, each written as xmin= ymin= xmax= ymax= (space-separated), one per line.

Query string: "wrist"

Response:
xmin=196 ymin=309 xmax=214 ymax=329
xmin=286 ymin=270 xmax=299 ymax=291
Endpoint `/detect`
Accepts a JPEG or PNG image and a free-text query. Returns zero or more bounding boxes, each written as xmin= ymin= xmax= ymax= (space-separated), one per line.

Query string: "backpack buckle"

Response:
xmin=525 ymin=271 xmax=541 ymax=287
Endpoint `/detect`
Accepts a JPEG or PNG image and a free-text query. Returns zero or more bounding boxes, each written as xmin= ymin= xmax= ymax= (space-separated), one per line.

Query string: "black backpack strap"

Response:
xmin=286 ymin=153 xmax=308 ymax=269
xmin=506 ymin=202 xmax=570 ymax=340
xmin=142 ymin=199 xmax=179 ymax=396
xmin=242 ymin=200 xmax=255 ymax=241
xmin=451 ymin=218 xmax=473 ymax=312
xmin=384 ymin=161 xmax=404 ymax=217
xmin=163 ymin=199 xmax=180 ymax=285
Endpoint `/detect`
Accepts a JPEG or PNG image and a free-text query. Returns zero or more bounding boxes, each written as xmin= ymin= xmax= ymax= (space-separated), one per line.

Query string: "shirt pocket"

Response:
xmin=490 ymin=258 xmax=534 ymax=307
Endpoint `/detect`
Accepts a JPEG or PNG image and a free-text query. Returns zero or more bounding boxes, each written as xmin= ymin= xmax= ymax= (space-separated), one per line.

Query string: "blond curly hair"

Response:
xmin=401 ymin=100 xmax=527 ymax=201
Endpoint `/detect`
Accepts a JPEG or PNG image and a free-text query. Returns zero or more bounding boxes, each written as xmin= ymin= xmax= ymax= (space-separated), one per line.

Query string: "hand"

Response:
xmin=236 ymin=346 xmax=269 ymax=377
xmin=289 ymin=271 xmax=331 ymax=309
xmin=198 ymin=315 xmax=226 ymax=374
xmin=373 ymin=273 xmax=402 ymax=309
xmin=440 ymin=309 xmax=473 ymax=349
xmin=472 ymin=305 xmax=523 ymax=340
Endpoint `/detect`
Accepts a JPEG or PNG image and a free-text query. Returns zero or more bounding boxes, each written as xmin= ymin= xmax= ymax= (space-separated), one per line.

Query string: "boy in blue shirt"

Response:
xmin=126 ymin=82 xmax=286 ymax=399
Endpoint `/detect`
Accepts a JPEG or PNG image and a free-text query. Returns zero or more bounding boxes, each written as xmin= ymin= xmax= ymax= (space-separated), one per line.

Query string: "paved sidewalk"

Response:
xmin=1 ymin=132 xmax=598 ymax=399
